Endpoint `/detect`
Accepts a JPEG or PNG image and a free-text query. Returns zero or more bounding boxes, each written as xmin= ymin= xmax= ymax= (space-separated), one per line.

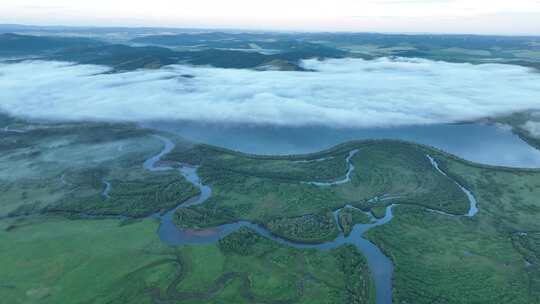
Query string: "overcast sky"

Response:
xmin=1 ymin=0 xmax=540 ymax=34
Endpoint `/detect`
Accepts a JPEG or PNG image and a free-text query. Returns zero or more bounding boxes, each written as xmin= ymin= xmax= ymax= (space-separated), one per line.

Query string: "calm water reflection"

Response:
xmin=144 ymin=121 xmax=540 ymax=168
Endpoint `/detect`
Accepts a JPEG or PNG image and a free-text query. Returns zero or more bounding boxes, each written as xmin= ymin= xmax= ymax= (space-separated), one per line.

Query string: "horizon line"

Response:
xmin=1 ymin=22 xmax=539 ymax=38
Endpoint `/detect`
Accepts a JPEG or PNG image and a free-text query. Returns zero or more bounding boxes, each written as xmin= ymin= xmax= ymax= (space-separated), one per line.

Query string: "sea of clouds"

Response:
xmin=1 ymin=57 xmax=540 ymax=128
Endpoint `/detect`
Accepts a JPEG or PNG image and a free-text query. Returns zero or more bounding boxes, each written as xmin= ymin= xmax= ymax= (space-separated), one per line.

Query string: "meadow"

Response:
xmin=2 ymin=114 xmax=540 ymax=303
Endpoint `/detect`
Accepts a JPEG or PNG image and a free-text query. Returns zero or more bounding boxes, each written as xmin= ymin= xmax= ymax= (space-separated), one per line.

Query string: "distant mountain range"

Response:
xmin=0 ymin=33 xmax=104 ymax=56
xmin=1 ymin=27 xmax=539 ymax=72
xmin=0 ymin=33 xmax=347 ymax=71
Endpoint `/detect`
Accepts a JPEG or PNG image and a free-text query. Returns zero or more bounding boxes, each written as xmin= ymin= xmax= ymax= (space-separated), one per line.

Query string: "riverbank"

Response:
xmin=2 ymin=117 xmax=540 ymax=303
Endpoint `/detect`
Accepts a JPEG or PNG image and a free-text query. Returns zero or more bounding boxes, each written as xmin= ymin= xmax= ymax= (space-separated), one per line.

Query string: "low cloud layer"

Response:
xmin=1 ymin=58 xmax=540 ymax=128
xmin=524 ymin=121 xmax=540 ymax=138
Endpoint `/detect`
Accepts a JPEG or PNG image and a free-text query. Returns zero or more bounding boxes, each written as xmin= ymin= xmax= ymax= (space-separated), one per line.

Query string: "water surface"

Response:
xmin=145 ymin=135 xmax=396 ymax=304
xmin=144 ymin=121 xmax=540 ymax=168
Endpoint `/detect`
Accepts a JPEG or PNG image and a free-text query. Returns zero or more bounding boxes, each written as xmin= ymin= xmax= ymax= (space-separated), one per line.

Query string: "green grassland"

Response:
xmin=46 ymin=170 xmax=199 ymax=217
xmin=265 ymin=210 xmax=339 ymax=243
xmin=168 ymin=140 xmax=470 ymax=242
xmin=164 ymin=143 xmax=350 ymax=182
xmin=336 ymin=142 xmax=469 ymax=215
xmin=0 ymin=217 xmax=373 ymax=304
xmin=367 ymin=205 xmax=532 ymax=303
xmin=0 ymin=216 xmax=173 ymax=304
xmin=2 ymin=116 xmax=540 ymax=303
xmin=165 ymin=137 xmax=540 ymax=302
xmin=370 ymin=206 xmax=388 ymax=219
xmin=338 ymin=207 xmax=372 ymax=236
xmin=361 ymin=149 xmax=540 ymax=303
xmin=512 ymin=232 xmax=540 ymax=300
xmin=0 ymin=119 xmax=199 ymax=218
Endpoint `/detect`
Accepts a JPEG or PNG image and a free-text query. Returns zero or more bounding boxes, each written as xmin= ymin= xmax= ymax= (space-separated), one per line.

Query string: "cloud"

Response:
xmin=523 ymin=121 xmax=540 ymax=138
xmin=1 ymin=58 xmax=540 ymax=128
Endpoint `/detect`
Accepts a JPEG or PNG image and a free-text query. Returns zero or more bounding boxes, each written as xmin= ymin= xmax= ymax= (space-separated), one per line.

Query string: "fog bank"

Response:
xmin=1 ymin=58 xmax=540 ymax=128
xmin=524 ymin=121 xmax=540 ymax=138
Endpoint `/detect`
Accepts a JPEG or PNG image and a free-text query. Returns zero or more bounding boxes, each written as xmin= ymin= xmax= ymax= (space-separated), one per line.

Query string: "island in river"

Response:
xmin=1 ymin=113 xmax=540 ymax=304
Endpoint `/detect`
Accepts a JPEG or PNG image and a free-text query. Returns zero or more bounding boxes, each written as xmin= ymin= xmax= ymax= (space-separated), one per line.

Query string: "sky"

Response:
xmin=1 ymin=0 xmax=540 ymax=34
xmin=1 ymin=58 xmax=540 ymax=128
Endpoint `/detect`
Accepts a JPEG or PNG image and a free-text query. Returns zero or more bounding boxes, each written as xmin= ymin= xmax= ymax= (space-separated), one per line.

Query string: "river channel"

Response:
xmin=144 ymin=135 xmax=480 ymax=304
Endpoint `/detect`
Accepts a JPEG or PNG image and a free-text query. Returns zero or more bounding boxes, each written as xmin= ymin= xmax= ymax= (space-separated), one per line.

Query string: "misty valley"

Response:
xmin=1 ymin=25 xmax=540 ymax=304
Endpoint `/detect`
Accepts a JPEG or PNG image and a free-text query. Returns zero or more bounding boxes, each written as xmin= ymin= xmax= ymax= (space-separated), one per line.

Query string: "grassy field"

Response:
xmin=46 ymin=170 xmax=200 ymax=217
xmin=2 ymin=115 xmax=540 ymax=303
xmin=265 ymin=210 xmax=339 ymax=243
xmin=0 ymin=217 xmax=374 ymax=304
xmin=0 ymin=216 xmax=173 ymax=304
xmin=0 ymin=118 xmax=199 ymax=218
xmin=337 ymin=142 xmax=469 ymax=215
xmin=164 ymin=143 xmax=350 ymax=182
xmin=338 ymin=207 xmax=372 ymax=236
xmin=166 ymin=135 xmax=540 ymax=302
xmin=361 ymin=149 xmax=540 ymax=303
xmin=168 ymin=140 xmax=470 ymax=242
xmin=367 ymin=205 xmax=532 ymax=303
xmin=512 ymin=232 xmax=540 ymax=301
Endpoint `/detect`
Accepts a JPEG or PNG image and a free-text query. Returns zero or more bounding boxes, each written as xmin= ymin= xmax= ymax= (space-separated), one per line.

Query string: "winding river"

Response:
xmin=426 ymin=155 xmax=478 ymax=217
xmin=304 ymin=149 xmax=359 ymax=186
xmin=101 ymin=180 xmax=112 ymax=199
xmin=144 ymin=135 xmax=479 ymax=304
